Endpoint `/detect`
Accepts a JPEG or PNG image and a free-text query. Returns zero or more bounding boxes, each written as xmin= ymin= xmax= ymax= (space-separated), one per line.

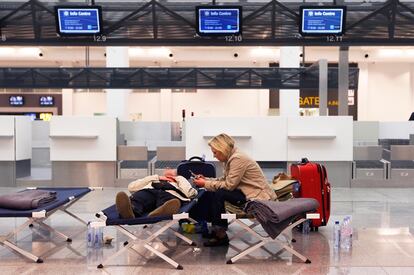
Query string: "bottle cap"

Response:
xmin=90 ymin=221 xmax=105 ymax=228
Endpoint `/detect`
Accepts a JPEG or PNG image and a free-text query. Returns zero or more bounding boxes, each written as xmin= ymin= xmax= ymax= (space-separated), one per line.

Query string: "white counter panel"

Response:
xmin=32 ymin=121 xmax=50 ymax=148
xmin=15 ymin=116 xmax=32 ymax=161
xmin=0 ymin=116 xmax=14 ymax=161
xmin=353 ymin=121 xmax=379 ymax=145
xmin=379 ymin=121 xmax=414 ymax=139
xmin=287 ymin=116 xmax=353 ymax=161
xmin=50 ymin=116 xmax=117 ymax=161
xmin=185 ymin=117 xmax=287 ymax=161
xmin=119 ymin=121 xmax=172 ymax=142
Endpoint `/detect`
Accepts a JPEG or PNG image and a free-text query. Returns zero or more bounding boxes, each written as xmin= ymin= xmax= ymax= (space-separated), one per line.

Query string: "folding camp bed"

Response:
xmin=222 ymin=198 xmax=319 ymax=265
xmin=0 ymin=187 xmax=93 ymax=263
xmin=95 ymin=189 xmax=204 ymax=270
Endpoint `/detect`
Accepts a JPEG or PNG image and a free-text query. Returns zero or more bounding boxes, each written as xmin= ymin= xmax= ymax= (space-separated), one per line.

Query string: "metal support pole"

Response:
xmin=319 ymin=59 xmax=328 ymax=116
xmin=338 ymin=46 xmax=349 ymax=116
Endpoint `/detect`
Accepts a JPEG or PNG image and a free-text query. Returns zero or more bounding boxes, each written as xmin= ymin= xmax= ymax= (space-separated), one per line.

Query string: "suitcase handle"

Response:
xmin=188 ymin=156 xmax=205 ymax=162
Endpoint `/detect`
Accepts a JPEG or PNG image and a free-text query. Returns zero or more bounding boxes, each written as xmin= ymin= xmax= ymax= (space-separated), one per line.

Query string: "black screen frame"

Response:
xmin=299 ymin=6 xmax=347 ymax=36
xmin=9 ymin=95 xmax=24 ymax=106
xmin=195 ymin=5 xmax=243 ymax=37
xmin=55 ymin=5 xmax=103 ymax=36
xmin=39 ymin=96 xmax=55 ymax=107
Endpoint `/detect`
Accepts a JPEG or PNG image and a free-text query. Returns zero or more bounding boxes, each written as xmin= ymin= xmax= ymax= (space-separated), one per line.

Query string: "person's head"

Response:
xmin=163 ymin=168 xmax=177 ymax=178
xmin=208 ymin=133 xmax=235 ymax=162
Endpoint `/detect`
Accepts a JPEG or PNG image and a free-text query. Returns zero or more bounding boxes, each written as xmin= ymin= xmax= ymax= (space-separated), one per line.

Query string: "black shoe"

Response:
xmin=203 ymin=235 xmax=229 ymax=247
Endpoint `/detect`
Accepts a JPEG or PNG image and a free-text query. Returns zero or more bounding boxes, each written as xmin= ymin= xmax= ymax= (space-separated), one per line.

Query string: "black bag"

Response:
xmin=177 ymin=156 xmax=216 ymax=179
xmin=151 ymin=180 xmax=188 ymax=198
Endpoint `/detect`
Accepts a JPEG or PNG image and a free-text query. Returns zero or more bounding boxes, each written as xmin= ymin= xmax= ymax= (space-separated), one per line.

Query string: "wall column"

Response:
xmin=338 ymin=46 xmax=349 ymax=116
xmin=279 ymin=47 xmax=301 ymax=116
xmin=62 ymin=88 xmax=73 ymax=116
xmin=106 ymin=47 xmax=130 ymax=120
xmin=319 ymin=59 xmax=328 ymax=116
xmin=160 ymin=89 xmax=172 ymax=121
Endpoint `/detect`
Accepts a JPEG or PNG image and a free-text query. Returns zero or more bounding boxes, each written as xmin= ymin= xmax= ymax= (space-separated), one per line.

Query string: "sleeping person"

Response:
xmin=115 ymin=169 xmax=198 ymax=219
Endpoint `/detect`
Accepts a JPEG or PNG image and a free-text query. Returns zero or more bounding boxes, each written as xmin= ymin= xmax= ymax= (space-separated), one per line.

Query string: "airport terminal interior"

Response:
xmin=1 ymin=0 xmax=414 ymax=274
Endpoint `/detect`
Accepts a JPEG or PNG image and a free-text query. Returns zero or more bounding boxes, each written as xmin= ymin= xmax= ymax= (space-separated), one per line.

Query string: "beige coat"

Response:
xmin=204 ymin=147 xmax=277 ymax=201
xmin=128 ymin=175 xmax=198 ymax=201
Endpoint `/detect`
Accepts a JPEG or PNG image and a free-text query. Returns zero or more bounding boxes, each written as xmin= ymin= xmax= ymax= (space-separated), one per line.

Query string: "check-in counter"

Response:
xmin=390 ymin=145 xmax=414 ymax=181
xmin=286 ymin=116 xmax=353 ymax=162
xmin=286 ymin=116 xmax=353 ymax=187
xmin=352 ymin=146 xmax=388 ymax=180
xmin=50 ymin=116 xmax=117 ymax=187
xmin=119 ymin=121 xmax=184 ymax=150
xmin=117 ymin=145 xmax=148 ymax=179
xmin=353 ymin=121 xmax=379 ymax=146
xmin=186 ymin=116 xmax=353 ymax=187
xmin=31 ymin=121 xmax=50 ymax=167
xmin=186 ymin=117 xmax=288 ymax=161
xmin=151 ymin=146 xmax=186 ymax=175
xmin=379 ymin=122 xmax=414 ymax=140
xmin=0 ymin=116 xmax=32 ymax=187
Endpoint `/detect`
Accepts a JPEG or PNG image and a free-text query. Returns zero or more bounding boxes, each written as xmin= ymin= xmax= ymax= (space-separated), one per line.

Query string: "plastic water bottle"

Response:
xmin=341 ymin=216 xmax=352 ymax=250
xmin=293 ymin=182 xmax=301 ymax=193
xmin=333 ymin=221 xmax=341 ymax=249
xmin=87 ymin=222 xmax=94 ymax=248
xmin=94 ymin=226 xmax=102 ymax=248
xmin=348 ymin=217 xmax=353 ymax=248
xmin=92 ymin=221 xmax=105 ymax=248
xmin=302 ymin=219 xmax=310 ymax=234
xmin=87 ymin=221 xmax=104 ymax=248
xmin=340 ymin=218 xmax=347 ymax=250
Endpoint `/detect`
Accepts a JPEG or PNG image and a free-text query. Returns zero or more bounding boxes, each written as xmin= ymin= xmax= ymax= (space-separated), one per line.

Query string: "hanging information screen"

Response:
xmin=300 ymin=6 xmax=346 ymax=36
xmin=55 ymin=6 xmax=102 ymax=35
xmin=9 ymin=95 xmax=24 ymax=106
xmin=39 ymin=96 xmax=54 ymax=106
xmin=196 ymin=6 xmax=242 ymax=36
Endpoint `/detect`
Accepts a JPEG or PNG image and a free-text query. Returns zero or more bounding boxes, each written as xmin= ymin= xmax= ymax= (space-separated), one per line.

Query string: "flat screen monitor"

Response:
xmin=39 ymin=96 xmax=54 ymax=106
xmin=196 ymin=6 xmax=242 ymax=36
xmin=40 ymin=113 xmax=53 ymax=122
xmin=9 ymin=95 xmax=24 ymax=106
xmin=25 ymin=113 xmax=37 ymax=121
xmin=55 ymin=6 xmax=103 ymax=35
xmin=300 ymin=6 xmax=346 ymax=36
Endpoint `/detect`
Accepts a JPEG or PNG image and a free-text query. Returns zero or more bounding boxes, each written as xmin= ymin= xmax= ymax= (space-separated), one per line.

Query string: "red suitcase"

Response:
xmin=291 ymin=158 xmax=331 ymax=229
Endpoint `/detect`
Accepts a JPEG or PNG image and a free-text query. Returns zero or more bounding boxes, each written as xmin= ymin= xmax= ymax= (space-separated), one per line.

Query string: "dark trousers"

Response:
xmin=189 ymin=189 xmax=246 ymax=229
xmin=130 ymin=189 xmax=177 ymax=217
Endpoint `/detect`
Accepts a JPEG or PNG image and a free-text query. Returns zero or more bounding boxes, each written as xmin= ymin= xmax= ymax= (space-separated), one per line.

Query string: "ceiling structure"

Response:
xmin=0 ymin=66 xmax=360 ymax=89
xmin=1 ymin=46 xmax=413 ymax=68
xmin=0 ymin=0 xmax=413 ymax=46
xmin=6 ymin=0 xmax=408 ymax=89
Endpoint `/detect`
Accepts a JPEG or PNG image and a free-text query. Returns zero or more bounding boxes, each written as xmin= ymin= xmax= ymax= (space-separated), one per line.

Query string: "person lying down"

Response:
xmin=116 ymin=169 xmax=198 ymax=219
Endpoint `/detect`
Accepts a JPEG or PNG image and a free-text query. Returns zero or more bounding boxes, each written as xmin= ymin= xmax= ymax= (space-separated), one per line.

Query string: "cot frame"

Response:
xmin=96 ymin=212 xmax=197 ymax=270
xmin=0 ymin=187 xmax=94 ymax=263
xmin=222 ymin=213 xmax=318 ymax=264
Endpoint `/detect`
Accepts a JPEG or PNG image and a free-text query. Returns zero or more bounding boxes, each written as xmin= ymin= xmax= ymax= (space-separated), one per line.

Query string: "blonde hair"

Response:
xmin=208 ymin=133 xmax=235 ymax=159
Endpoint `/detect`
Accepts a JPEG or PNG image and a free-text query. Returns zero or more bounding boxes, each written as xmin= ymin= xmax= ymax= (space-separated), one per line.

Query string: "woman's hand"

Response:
xmin=193 ymin=177 xmax=206 ymax=187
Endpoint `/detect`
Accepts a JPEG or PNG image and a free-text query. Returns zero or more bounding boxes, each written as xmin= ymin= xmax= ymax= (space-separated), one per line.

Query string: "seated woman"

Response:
xmin=191 ymin=133 xmax=276 ymax=247
xmin=116 ymin=169 xmax=198 ymax=219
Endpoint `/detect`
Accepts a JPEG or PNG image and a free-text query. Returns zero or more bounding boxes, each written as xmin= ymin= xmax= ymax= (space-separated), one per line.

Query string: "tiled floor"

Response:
xmin=0 ymin=187 xmax=413 ymax=274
